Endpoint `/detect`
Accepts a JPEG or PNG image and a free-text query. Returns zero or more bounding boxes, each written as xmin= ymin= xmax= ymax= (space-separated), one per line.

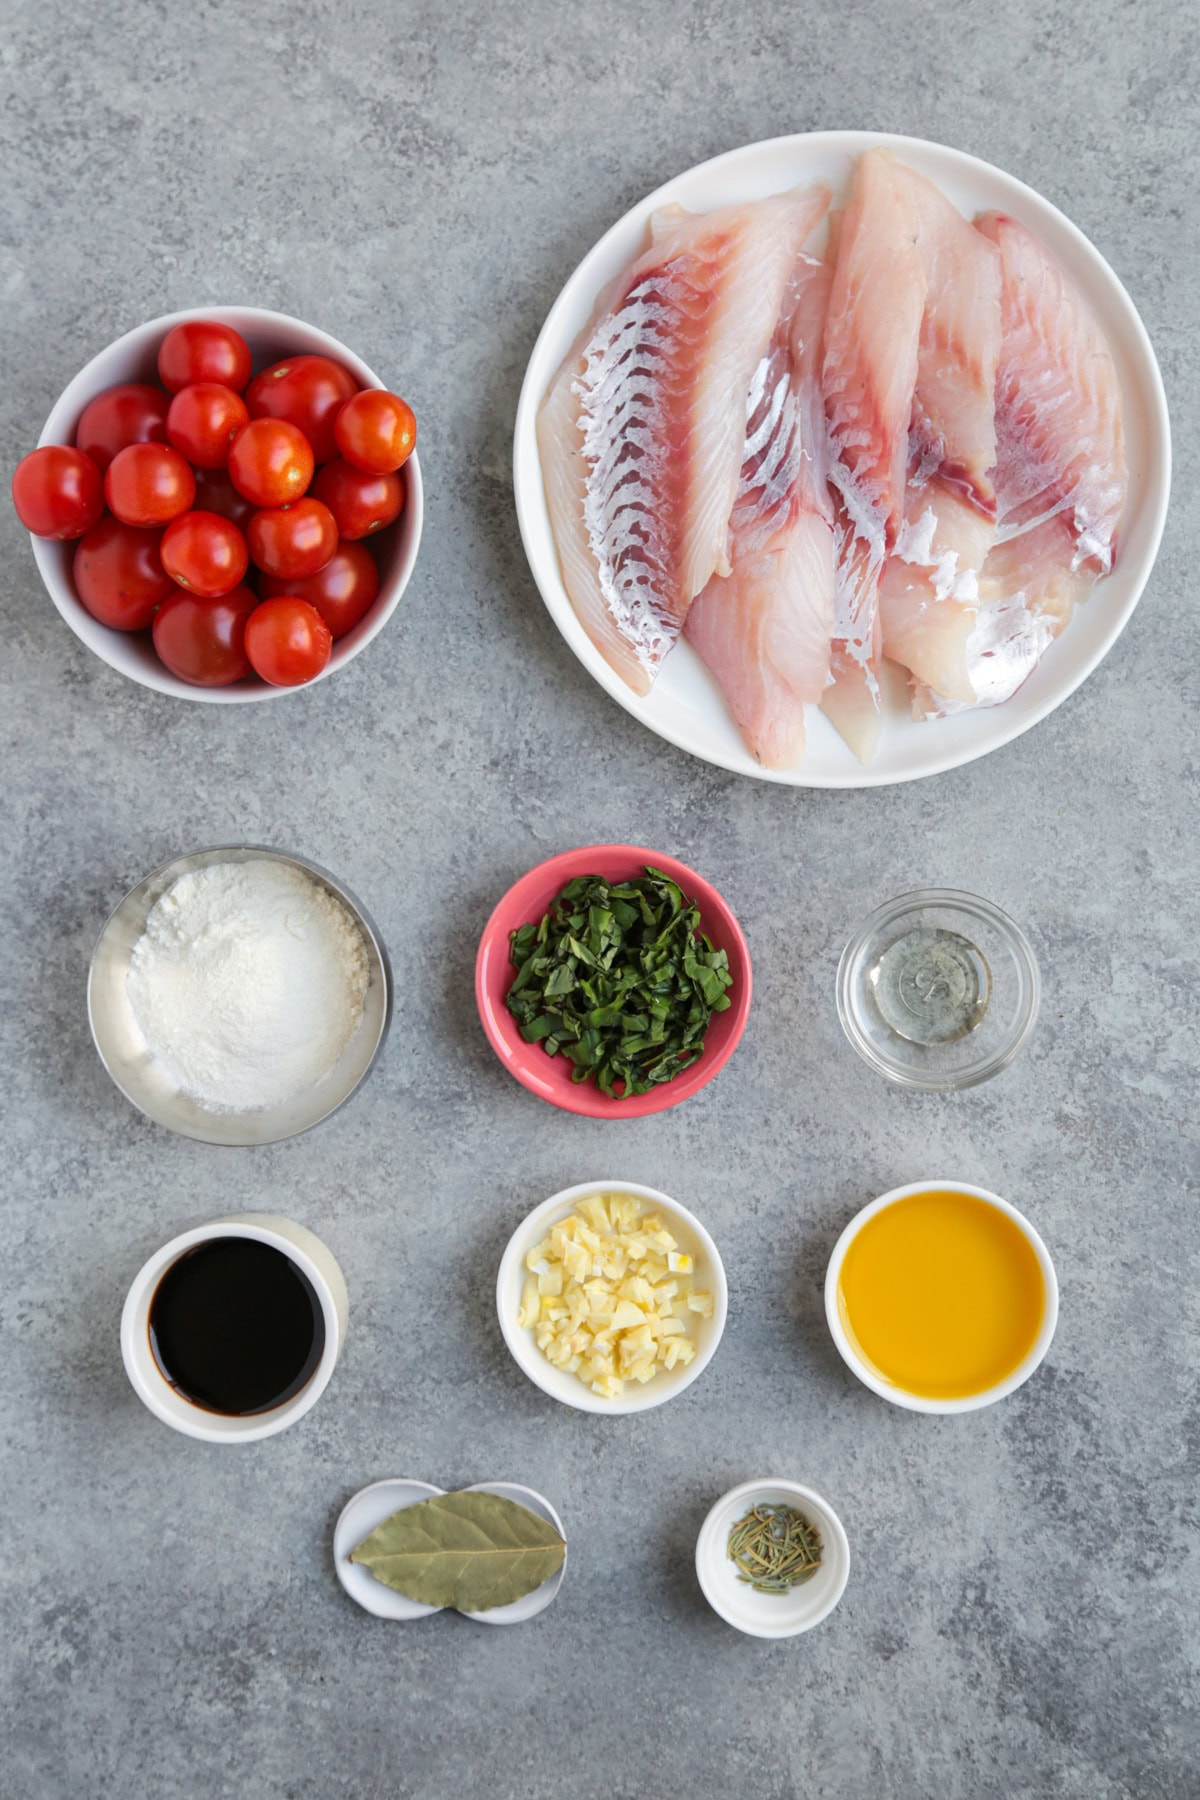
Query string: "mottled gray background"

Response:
xmin=1 ymin=2 xmax=1196 ymax=1796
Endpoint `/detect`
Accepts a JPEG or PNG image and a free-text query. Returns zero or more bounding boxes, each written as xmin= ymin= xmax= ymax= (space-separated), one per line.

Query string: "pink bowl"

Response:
xmin=475 ymin=845 xmax=752 ymax=1117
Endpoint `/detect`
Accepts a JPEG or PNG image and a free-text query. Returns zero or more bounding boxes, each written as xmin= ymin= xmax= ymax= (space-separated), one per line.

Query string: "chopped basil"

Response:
xmin=506 ymin=868 xmax=733 ymax=1098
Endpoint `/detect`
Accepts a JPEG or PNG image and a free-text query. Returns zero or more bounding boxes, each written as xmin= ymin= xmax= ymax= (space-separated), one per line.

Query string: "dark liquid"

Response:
xmin=148 ymin=1238 xmax=325 ymax=1416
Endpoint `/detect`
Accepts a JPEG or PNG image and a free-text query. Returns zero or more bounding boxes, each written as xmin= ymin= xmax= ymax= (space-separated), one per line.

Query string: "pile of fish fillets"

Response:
xmin=538 ymin=150 xmax=1127 ymax=767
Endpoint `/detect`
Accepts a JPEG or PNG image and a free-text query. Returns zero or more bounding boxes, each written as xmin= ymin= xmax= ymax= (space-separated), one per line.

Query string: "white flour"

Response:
xmin=126 ymin=860 xmax=371 ymax=1112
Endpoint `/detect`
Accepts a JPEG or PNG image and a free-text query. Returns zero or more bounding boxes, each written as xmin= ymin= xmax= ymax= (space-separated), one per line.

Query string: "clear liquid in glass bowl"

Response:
xmin=837 ymin=890 xmax=1039 ymax=1091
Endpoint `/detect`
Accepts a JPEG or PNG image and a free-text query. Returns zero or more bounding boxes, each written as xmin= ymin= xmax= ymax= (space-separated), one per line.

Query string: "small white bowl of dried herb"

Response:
xmin=695 ymin=1479 xmax=850 ymax=1638
xmin=497 ymin=1181 xmax=728 ymax=1414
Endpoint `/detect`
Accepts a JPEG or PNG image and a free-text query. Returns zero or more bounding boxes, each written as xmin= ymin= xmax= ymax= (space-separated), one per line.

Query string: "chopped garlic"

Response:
xmin=517 ymin=1192 xmax=710 ymax=1400
xmin=518 ymin=1278 xmax=540 ymax=1329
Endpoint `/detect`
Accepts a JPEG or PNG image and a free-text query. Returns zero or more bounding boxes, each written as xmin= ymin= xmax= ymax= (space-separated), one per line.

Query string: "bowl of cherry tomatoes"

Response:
xmin=14 ymin=306 xmax=423 ymax=700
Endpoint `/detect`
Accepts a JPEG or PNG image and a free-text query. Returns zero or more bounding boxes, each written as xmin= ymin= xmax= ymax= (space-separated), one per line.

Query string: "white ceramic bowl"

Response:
xmin=513 ymin=130 xmax=1171 ymax=787
xmin=824 ymin=1180 xmax=1059 ymax=1414
xmin=334 ymin=1478 xmax=566 ymax=1625
xmin=32 ymin=304 xmax=423 ymax=701
xmin=695 ymin=1479 xmax=850 ymax=1638
xmin=120 ymin=1213 xmax=348 ymax=1443
xmin=496 ymin=1180 xmax=728 ymax=1415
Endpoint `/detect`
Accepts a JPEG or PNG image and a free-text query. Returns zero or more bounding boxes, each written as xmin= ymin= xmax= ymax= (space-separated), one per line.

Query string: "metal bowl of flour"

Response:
xmin=87 ymin=845 xmax=392 ymax=1146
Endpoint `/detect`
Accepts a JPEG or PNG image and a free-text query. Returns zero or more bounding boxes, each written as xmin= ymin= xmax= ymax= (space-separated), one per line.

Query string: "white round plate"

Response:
xmin=513 ymin=131 xmax=1171 ymax=788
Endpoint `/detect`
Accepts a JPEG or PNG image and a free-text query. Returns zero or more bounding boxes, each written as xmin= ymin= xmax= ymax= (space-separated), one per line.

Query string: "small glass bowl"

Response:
xmin=836 ymin=889 xmax=1040 ymax=1092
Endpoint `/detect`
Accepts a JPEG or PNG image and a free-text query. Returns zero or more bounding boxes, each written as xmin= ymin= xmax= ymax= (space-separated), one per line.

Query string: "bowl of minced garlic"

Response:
xmin=496 ymin=1183 xmax=728 ymax=1413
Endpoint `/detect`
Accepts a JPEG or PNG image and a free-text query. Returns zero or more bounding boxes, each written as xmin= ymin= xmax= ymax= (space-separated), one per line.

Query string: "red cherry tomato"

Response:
xmin=160 ymin=510 xmax=249 ymax=598
xmin=227 ymin=418 xmax=314 ymax=508
xmin=245 ymin=355 xmax=358 ymax=463
xmin=310 ymin=459 xmax=404 ymax=540
xmin=72 ymin=517 xmax=174 ymax=629
xmin=243 ymin=597 xmax=332 ymax=687
xmin=153 ymin=585 xmax=258 ymax=687
xmin=260 ymin=539 xmax=379 ymax=638
xmin=104 ymin=443 xmax=195 ymax=527
xmin=75 ymin=383 xmax=169 ymax=473
xmin=165 ymin=383 xmax=249 ymax=469
xmin=247 ymin=497 xmax=338 ymax=580
xmin=334 ymin=390 xmax=416 ymax=474
xmin=157 ymin=321 xmax=252 ymax=394
xmin=191 ymin=465 xmax=257 ymax=531
xmin=12 ymin=446 xmax=105 ymax=540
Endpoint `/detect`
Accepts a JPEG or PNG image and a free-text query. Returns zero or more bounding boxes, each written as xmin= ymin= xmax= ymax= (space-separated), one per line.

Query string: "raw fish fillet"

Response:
xmin=684 ymin=222 xmax=836 ymax=769
xmin=878 ymin=164 xmax=1002 ymax=703
xmin=538 ymin=193 xmax=825 ymax=695
xmin=821 ymin=150 xmax=927 ymax=761
xmin=914 ymin=211 xmax=1127 ymax=717
xmin=881 ymin=492 xmax=995 ymax=703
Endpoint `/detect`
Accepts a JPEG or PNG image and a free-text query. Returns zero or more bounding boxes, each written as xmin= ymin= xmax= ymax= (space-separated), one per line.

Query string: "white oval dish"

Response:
xmin=120 ymin=1213 xmax=348 ymax=1444
xmin=334 ymin=1480 xmax=447 ymax=1621
xmin=695 ymin=1478 xmax=850 ymax=1638
xmin=513 ymin=131 xmax=1171 ymax=787
xmin=457 ymin=1483 xmax=568 ymax=1625
xmin=496 ymin=1180 xmax=728 ymax=1415
xmin=33 ymin=305 xmax=423 ymax=702
xmin=334 ymin=1479 xmax=566 ymax=1624
xmin=824 ymin=1180 xmax=1059 ymax=1413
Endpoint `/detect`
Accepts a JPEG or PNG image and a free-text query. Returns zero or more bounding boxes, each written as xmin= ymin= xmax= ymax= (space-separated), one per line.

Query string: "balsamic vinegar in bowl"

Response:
xmin=148 ymin=1237 xmax=326 ymax=1416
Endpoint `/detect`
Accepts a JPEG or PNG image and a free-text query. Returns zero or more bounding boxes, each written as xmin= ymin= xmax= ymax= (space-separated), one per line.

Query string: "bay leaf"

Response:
xmin=349 ymin=1489 xmax=566 ymax=1613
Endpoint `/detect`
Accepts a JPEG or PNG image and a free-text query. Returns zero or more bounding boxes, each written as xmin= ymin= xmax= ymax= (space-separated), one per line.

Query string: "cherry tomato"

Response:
xmin=243 ymin=597 xmax=332 ymax=687
xmin=247 ymin=497 xmax=337 ymax=580
xmin=157 ymin=321 xmax=252 ymax=394
xmin=104 ymin=442 xmax=195 ymax=527
xmin=191 ymin=465 xmax=257 ymax=532
xmin=310 ymin=459 xmax=404 ymax=540
xmin=245 ymin=355 xmax=358 ymax=463
xmin=160 ymin=510 xmax=249 ymax=598
xmin=153 ymin=585 xmax=258 ymax=687
xmin=12 ymin=446 xmax=105 ymax=540
xmin=334 ymin=390 xmax=416 ymax=474
xmin=75 ymin=383 xmax=169 ymax=473
xmin=165 ymin=383 xmax=249 ymax=469
xmin=73 ymin=517 xmax=174 ymax=629
xmin=260 ymin=539 xmax=379 ymax=638
xmin=227 ymin=418 xmax=314 ymax=508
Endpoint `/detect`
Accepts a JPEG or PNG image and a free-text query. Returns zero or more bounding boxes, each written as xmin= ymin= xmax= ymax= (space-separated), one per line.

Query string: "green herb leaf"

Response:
xmin=504 ymin=867 xmax=735 ymax=1100
xmin=349 ymin=1490 xmax=566 ymax=1613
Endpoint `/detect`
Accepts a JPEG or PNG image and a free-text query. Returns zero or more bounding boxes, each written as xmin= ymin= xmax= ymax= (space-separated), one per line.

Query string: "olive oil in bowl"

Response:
xmin=827 ymin=1185 xmax=1056 ymax=1411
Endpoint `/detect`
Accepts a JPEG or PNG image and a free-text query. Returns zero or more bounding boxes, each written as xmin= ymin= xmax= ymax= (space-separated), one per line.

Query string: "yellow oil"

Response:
xmin=837 ymin=1190 xmax=1045 ymax=1399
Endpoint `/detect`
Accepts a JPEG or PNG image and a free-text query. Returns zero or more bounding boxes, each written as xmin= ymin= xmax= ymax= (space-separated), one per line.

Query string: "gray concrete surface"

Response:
xmin=1 ymin=2 xmax=1197 ymax=1796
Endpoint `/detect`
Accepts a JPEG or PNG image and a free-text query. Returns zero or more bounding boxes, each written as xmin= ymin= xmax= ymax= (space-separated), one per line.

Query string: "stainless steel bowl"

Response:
xmin=88 ymin=845 xmax=392 ymax=1145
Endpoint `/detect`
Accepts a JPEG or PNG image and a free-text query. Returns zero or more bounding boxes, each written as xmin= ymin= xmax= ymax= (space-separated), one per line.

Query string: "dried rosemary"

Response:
xmin=727 ymin=1502 xmax=823 ymax=1594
